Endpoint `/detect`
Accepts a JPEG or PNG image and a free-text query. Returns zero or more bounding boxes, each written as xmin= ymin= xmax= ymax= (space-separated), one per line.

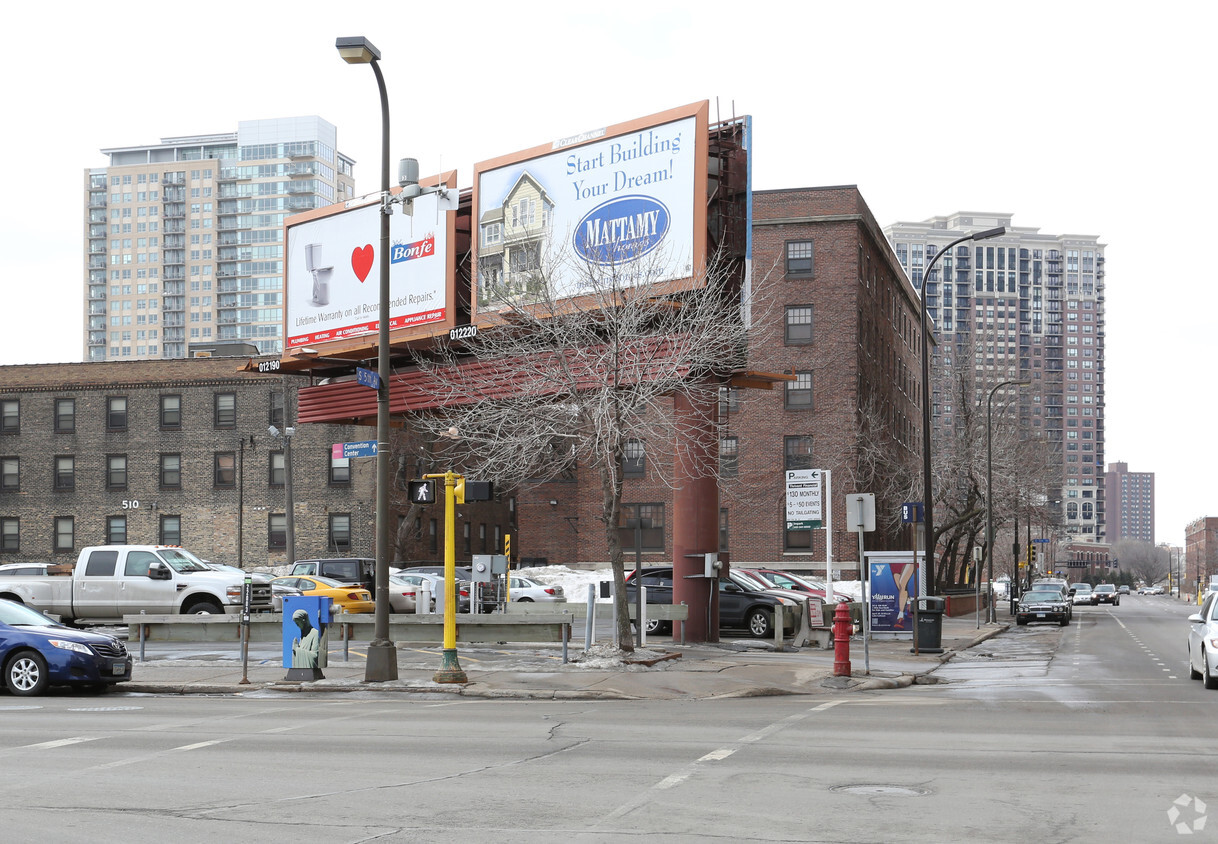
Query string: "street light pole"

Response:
xmin=918 ymin=226 xmax=1005 ymax=595
xmin=986 ymin=379 xmax=1030 ymax=623
xmin=337 ymin=35 xmax=397 ymax=682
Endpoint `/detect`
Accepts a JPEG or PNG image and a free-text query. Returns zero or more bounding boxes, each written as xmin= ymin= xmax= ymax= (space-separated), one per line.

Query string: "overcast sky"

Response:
xmin=2 ymin=1 xmax=1213 ymax=546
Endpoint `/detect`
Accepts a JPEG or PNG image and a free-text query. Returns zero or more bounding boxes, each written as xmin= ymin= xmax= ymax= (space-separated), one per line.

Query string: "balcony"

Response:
xmin=163 ymin=203 xmax=186 ymax=219
xmin=162 ymin=296 xmax=185 ymax=311
xmin=89 ymin=286 xmax=106 ymax=301
xmin=88 ymin=193 xmax=107 ymax=209
xmin=88 ymin=256 xmax=107 ymax=269
xmin=163 ymin=249 xmax=185 ymax=265
xmin=87 ymin=304 xmax=107 ymax=315
xmin=162 ymin=281 xmax=185 ymax=295
xmin=162 ymin=220 xmax=186 ymax=233
xmin=88 ymin=243 xmax=107 ymax=255
xmin=162 ymin=173 xmax=186 ymax=186
xmin=162 ymin=234 xmax=186 ymax=248
xmin=162 ymin=188 xmax=186 ymax=202
xmin=89 ymin=211 xmax=107 ymax=223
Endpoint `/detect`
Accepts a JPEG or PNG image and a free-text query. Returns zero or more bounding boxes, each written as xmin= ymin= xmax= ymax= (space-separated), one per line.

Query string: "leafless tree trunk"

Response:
xmin=410 ymin=242 xmax=763 ymax=651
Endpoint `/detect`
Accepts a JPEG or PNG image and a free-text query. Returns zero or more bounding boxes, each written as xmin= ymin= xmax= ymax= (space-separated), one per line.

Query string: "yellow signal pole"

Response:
xmin=428 ymin=470 xmax=467 ymax=684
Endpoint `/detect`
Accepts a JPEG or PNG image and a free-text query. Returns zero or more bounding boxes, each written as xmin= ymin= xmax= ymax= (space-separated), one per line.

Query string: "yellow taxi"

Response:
xmin=271 ymin=575 xmax=375 ymax=613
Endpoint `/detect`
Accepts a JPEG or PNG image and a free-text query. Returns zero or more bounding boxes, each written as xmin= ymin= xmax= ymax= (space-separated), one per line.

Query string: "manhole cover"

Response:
xmin=831 ymin=784 xmax=929 ymax=797
xmin=66 ymin=706 xmax=145 ymax=712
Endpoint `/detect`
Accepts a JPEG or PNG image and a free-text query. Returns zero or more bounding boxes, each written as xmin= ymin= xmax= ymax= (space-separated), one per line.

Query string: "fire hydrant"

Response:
xmin=832 ymin=601 xmax=853 ymax=676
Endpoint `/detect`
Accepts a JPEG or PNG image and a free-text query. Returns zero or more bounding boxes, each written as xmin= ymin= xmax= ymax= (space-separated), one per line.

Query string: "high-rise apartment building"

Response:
xmin=84 ymin=117 xmax=356 ymax=361
xmin=1104 ymin=461 xmax=1155 ymax=544
xmin=884 ymin=213 xmax=1106 ymax=542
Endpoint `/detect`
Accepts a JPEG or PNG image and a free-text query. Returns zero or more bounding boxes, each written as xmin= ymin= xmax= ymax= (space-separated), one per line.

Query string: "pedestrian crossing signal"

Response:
xmin=408 ymin=480 xmax=435 ymax=505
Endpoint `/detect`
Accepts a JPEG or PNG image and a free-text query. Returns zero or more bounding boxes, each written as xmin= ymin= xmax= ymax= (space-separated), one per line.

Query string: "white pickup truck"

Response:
xmin=0 ymin=545 xmax=272 ymax=624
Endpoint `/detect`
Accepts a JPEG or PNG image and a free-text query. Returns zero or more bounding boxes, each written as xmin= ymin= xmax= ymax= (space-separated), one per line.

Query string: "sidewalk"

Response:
xmin=122 ymin=614 xmax=1008 ymax=701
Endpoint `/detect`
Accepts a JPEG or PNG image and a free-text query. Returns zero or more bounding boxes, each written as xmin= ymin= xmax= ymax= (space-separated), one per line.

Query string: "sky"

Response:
xmin=2 ymin=1 xmax=1213 ymax=546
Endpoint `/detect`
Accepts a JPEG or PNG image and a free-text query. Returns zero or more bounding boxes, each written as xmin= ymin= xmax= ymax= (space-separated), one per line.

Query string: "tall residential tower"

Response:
xmin=884 ymin=213 xmax=1106 ymax=543
xmin=84 ymin=117 xmax=355 ymax=360
xmin=1104 ymin=461 xmax=1155 ymax=544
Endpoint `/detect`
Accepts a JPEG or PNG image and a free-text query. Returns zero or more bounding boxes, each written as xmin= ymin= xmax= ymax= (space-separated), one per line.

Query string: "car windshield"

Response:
xmin=1095 ymin=585 xmax=1114 ymax=592
xmin=0 ymin=600 xmax=63 ymax=627
xmin=1022 ymin=591 xmax=1061 ymax=603
xmin=159 ymin=548 xmax=211 ymax=573
xmin=1074 ymin=586 xmax=1092 ymax=593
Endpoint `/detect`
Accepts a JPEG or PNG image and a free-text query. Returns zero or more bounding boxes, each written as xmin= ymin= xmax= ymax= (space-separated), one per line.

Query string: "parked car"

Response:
xmin=289 ymin=558 xmax=375 ymax=594
xmin=507 ymin=576 xmax=566 ymax=603
xmin=1031 ymin=581 xmax=1073 ymax=620
xmin=742 ymin=568 xmax=852 ymax=602
xmin=1187 ymin=591 xmax=1218 ymax=690
xmin=1016 ymin=588 xmax=1071 ymax=627
xmin=0 ymin=597 xmax=132 ymax=695
xmin=201 ymin=563 xmax=284 ymax=610
xmin=623 ymin=566 xmax=800 ymax=639
xmin=270 ymin=576 xmax=374 ymax=613
xmin=1092 ymin=584 xmax=1120 ymax=605
xmin=0 ymin=563 xmax=57 ymax=577
xmin=389 ymin=571 xmax=468 ymax=612
xmin=1072 ymin=585 xmax=1097 ymax=606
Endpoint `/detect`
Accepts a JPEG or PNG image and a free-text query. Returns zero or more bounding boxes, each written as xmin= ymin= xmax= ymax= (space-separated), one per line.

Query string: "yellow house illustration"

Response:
xmin=478 ymin=171 xmax=555 ymax=305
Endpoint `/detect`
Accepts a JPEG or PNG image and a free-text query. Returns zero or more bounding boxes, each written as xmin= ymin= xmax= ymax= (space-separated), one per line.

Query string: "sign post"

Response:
xmin=846 ymin=493 xmax=876 ymax=674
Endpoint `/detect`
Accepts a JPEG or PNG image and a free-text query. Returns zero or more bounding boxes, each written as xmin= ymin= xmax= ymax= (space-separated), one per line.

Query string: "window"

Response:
xmin=161 ymin=394 xmax=181 ymax=429
xmin=1 ymin=400 xmax=18 ymax=433
xmin=429 ymin=519 xmax=438 ymax=553
xmin=785 ymin=372 xmax=813 ymax=409
xmin=0 ymin=457 xmax=16 ymax=491
xmin=54 ymin=456 xmax=75 ymax=490
xmin=269 ymin=452 xmax=285 ymax=487
xmin=54 ymin=516 xmax=74 ymax=552
xmin=55 ymin=399 xmax=75 ymax=433
xmin=269 ymin=390 xmax=285 ymax=428
xmin=785 ymin=305 xmax=813 ymax=344
xmin=214 ymin=452 xmax=236 ymax=487
xmin=720 ymin=437 xmax=738 ymax=478
xmin=214 ymin=393 xmax=236 ymax=428
xmin=268 ymin=513 xmax=286 ymax=549
xmin=619 ymin=504 xmax=665 ymax=552
xmin=160 ymin=453 xmax=181 ymax=488
xmin=463 ymin=522 xmax=472 ymax=554
xmin=107 ymin=454 xmax=128 ymax=489
xmin=785 ymin=240 xmax=814 ymax=276
xmin=106 ymin=515 xmax=127 ymax=545
xmin=159 ymin=515 xmax=181 ymax=546
xmin=329 ymin=513 xmax=351 ymax=551
xmin=107 ymin=396 xmax=128 ymax=430
xmin=623 ymin=439 xmax=646 ymax=478
xmin=784 ymin=436 xmax=814 ymax=470
xmin=1 ymin=518 xmax=18 ymax=552
xmin=719 ymin=386 xmax=740 ymax=414
xmin=329 ymin=455 xmax=350 ymax=485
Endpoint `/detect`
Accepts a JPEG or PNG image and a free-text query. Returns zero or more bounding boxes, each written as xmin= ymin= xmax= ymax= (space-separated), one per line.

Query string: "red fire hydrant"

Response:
xmin=832 ymin=601 xmax=853 ymax=677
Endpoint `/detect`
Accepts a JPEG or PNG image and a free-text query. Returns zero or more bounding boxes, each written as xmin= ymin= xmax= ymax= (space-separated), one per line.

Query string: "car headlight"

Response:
xmin=49 ymin=639 xmax=92 ymax=655
xmin=226 ymin=586 xmax=243 ymax=602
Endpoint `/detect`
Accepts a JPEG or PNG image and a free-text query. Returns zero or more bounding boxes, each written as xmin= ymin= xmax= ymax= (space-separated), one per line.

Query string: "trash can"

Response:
xmin=913 ymin=596 xmax=945 ymax=653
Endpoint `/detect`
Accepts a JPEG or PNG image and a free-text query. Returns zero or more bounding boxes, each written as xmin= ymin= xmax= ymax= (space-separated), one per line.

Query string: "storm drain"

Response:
xmin=830 ymin=784 xmax=929 ymax=797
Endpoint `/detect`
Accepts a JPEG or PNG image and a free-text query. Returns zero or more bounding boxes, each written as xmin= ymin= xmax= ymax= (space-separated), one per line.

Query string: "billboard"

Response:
xmin=284 ymin=180 xmax=456 ymax=351
xmin=473 ymin=102 xmax=708 ymax=313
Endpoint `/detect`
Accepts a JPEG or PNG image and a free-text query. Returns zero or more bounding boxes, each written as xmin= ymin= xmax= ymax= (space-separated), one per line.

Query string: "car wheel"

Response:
xmin=183 ymin=599 xmax=223 ymax=615
xmin=1205 ymin=648 xmax=1218 ymax=690
xmin=5 ymin=650 xmax=49 ymax=696
xmin=746 ymin=608 xmax=773 ymax=638
xmin=1016 ymin=617 xmax=1028 ymax=626
xmin=1059 ymin=617 xmax=1069 ymax=627
xmin=1190 ymin=648 xmax=1202 ymax=680
xmin=518 ymin=597 xmax=534 ymax=603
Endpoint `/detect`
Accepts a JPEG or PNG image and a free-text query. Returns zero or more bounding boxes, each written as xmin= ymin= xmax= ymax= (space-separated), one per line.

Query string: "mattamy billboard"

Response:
xmin=284 ymin=174 xmax=458 ymax=352
xmin=472 ymin=101 xmax=708 ymax=314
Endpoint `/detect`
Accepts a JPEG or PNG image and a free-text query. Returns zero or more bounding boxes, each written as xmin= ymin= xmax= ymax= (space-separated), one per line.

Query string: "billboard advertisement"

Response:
xmin=473 ymin=102 xmax=707 ymax=313
xmin=284 ymin=186 xmax=455 ymax=351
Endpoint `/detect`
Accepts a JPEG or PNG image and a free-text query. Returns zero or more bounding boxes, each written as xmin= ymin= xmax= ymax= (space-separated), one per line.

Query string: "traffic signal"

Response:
xmin=408 ymin=479 xmax=435 ymax=504
xmin=1028 ymin=543 xmax=1037 ymax=565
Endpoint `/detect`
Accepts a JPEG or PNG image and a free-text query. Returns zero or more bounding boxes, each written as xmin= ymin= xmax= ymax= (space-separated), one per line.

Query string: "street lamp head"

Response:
xmin=971 ymin=226 xmax=1006 ymax=241
xmin=336 ymin=36 xmax=381 ymax=64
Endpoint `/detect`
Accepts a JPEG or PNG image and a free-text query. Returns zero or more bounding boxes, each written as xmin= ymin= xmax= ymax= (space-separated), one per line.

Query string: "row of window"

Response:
xmin=617 ymin=436 xmax=813 ymax=481
xmin=1 ymin=392 xmax=283 ymax=435
xmin=0 ymin=513 xmax=350 ymax=554
xmin=0 ymin=452 xmax=349 ymax=492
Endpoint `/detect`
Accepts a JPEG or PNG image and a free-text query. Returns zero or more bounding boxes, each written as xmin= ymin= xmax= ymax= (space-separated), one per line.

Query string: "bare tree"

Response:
xmin=410 ymin=241 xmax=761 ymax=651
xmin=1113 ymin=539 xmax=1169 ymax=586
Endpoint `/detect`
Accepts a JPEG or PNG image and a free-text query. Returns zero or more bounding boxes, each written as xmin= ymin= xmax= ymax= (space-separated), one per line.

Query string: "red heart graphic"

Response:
xmin=351 ymin=245 xmax=374 ymax=282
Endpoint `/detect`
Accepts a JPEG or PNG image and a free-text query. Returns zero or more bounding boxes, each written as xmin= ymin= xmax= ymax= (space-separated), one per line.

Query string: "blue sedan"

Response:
xmin=1 ymin=599 xmax=132 ymax=696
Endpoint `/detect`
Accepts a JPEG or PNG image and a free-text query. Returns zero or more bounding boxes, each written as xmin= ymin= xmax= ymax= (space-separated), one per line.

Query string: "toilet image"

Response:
xmin=304 ymin=243 xmax=333 ymax=306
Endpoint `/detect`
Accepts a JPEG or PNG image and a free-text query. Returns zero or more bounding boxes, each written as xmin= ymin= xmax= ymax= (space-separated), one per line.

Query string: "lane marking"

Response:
xmin=21 ymin=737 xmax=103 ymax=750
xmin=94 ymin=738 xmax=236 ymax=770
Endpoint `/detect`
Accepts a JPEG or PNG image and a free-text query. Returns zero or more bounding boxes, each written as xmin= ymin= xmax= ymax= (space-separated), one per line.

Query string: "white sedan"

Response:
xmin=507 ymin=576 xmax=566 ymax=603
xmin=1188 ymin=591 xmax=1218 ymax=690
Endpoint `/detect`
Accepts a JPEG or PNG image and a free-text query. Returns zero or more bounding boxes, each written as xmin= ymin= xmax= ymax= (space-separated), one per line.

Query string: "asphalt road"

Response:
xmin=1 ymin=594 xmax=1211 ymax=842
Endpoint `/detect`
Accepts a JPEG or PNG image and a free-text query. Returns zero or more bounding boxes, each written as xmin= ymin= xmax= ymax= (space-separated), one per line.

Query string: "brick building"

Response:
xmin=0 ymin=358 xmax=514 ymax=568
xmin=513 ymin=186 xmax=923 ymax=575
xmin=1185 ymin=517 xmax=1218 ymax=592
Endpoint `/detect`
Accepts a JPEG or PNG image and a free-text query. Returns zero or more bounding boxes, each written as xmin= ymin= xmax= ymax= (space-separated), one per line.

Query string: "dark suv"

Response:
xmin=290 ymin=558 xmax=375 ymax=593
xmin=622 ymin=566 xmax=796 ymax=638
